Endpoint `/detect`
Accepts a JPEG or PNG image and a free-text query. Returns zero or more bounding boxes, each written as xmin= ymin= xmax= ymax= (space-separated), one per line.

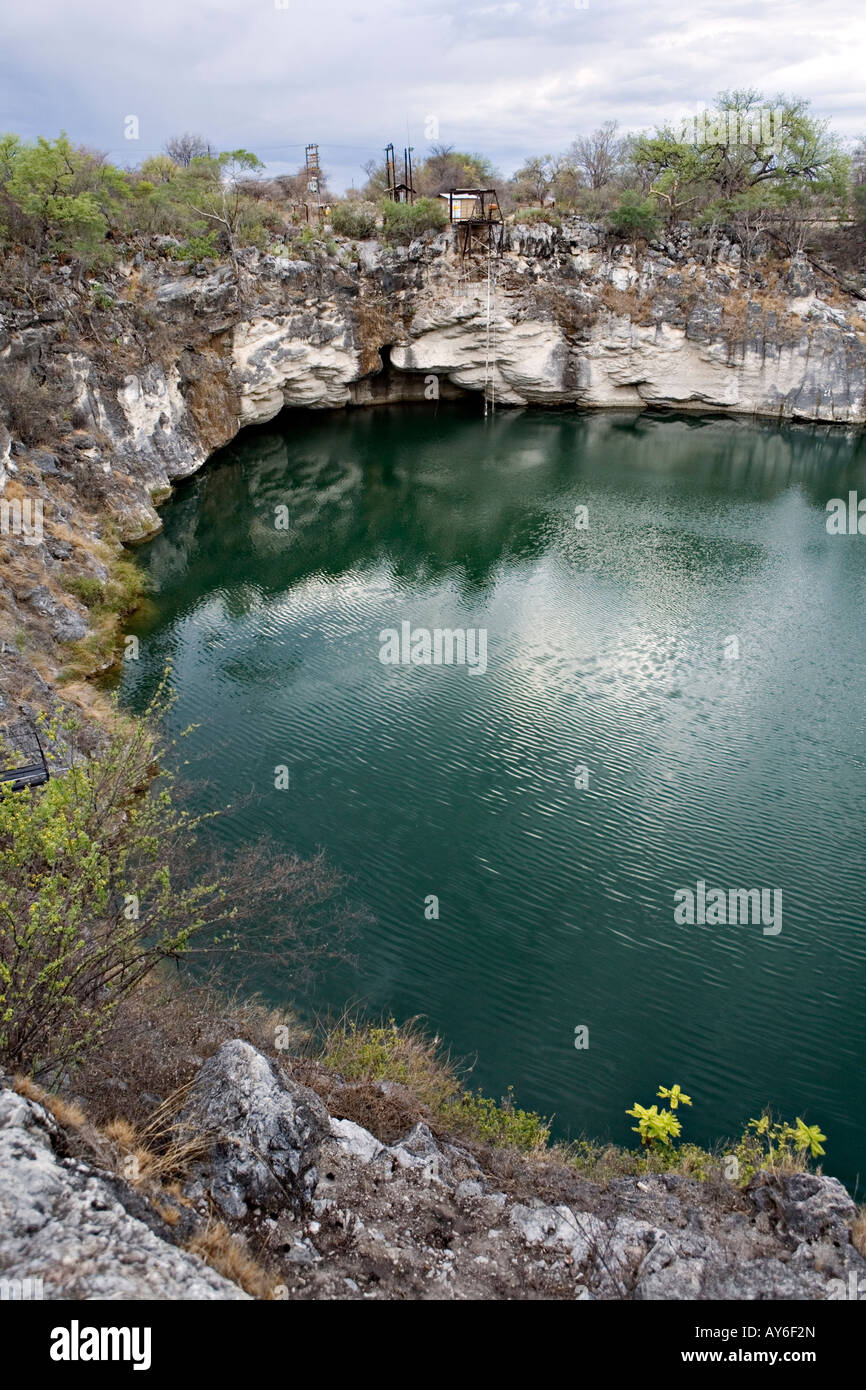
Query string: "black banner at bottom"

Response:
xmin=2 ymin=1295 xmax=859 ymax=1376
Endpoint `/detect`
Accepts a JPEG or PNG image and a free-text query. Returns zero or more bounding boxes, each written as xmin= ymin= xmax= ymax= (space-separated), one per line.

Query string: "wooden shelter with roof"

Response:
xmin=441 ymin=188 xmax=504 ymax=259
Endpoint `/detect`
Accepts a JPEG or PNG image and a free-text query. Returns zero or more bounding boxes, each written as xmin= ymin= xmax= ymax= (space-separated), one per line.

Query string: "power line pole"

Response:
xmin=305 ymin=143 xmax=321 ymax=221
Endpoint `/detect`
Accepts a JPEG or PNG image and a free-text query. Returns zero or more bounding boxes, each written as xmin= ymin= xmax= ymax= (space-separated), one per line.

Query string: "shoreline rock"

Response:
xmin=2 ymin=1041 xmax=863 ymax=1301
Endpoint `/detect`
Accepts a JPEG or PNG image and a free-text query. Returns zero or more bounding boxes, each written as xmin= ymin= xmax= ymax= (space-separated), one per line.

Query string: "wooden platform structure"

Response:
xmin=443 ymin=189 xmax=504 ymax=260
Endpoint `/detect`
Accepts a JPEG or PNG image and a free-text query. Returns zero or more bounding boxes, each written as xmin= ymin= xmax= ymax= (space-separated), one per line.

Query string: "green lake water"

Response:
xmin=119 ymin=404 xmax=866 ymax=1189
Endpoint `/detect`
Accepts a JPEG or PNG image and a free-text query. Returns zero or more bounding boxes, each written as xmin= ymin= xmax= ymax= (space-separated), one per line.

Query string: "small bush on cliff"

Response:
xmin=440 ymin=1087 xmax=551 ymax=1151
xmin=607 ymin=191 xmax=660 ymax=242
xmin=625 ymin=1084 xmax=827 ymax=1186
xmin=0 ymin=364 xmax=62 ymax=445
xmin=627 ymin=1083 xmax=693 ymax=1148
xmin=319 ymin=1017 xmax=459 ymax=1112
xmin=170 ymin=230 xmax=221 ymax=262
xmin=318 ymin=1015 xmax=550 ymax=1151
xmin=729 ymin=1113 xmax=827 ymax=1185
xmin=330 ymin=202 xmax=377 ymax=239
xmin=0 ymin=675 xmax=359 ymax=1081
xmin=380 ymin=197 xmax=447 ymax=245
xmin=62 ymin=575 xmax=105 ymax=607
xmin=516 ymin=207 xmax=561 ymax=230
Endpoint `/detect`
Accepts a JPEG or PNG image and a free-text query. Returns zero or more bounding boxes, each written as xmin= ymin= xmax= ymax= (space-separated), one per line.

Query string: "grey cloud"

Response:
xmin=2 ymin=0 xmax=863 ymax=192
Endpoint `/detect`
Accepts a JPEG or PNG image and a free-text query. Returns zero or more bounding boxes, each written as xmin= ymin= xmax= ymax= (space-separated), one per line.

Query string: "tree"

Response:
xmin=275 ymin=162 xmax=331 ymax=205
xmin=140 ymin=154 xmax=179 ymax=185
xmin=570 ymin=120 xmax=624 ymax=190
xmin=635 ymin=90 xmax=844 ymax=230
xmin=414 ymin=146 xmax=498 ymax=197
xmin=0 ymin=132 xmax=21 ymax=190
xmin=607 ymin=191 xmax=660 ymax=241
xmin=549 ymin=152 xmax=583 ymax=206
xmin=852 ymin=137 xmax=866 ymax=238
xmin=0 ymin=688 xmax=359 ymax=1080
xmin=2 ymin=133 xmax=127 ymax=261
xmin=187 ymin=149 xmax=265 ymax=269
xmin=164 ymin=132 xmax=215 ymax=166
xmin=360 ymin=158 xmax=389 ymax=201
xmin=715 ymin=186 xmax=777 ymax=264
xmin=510 ymin=155 xmax=555 ymax=207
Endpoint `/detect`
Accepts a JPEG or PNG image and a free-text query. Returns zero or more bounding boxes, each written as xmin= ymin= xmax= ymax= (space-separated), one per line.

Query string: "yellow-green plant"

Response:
xmin=627 ymin=1083 xmax=693 ymax=1149
xmin=726 ymin=1112 xmax=827 ymax=1186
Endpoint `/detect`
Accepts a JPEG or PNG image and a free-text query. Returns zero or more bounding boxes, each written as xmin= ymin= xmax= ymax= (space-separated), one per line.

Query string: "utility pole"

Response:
xmin=384 ymin=143 xmax=397 ymax=200
xmin=305 ymin=143 xmax=321 ymax=221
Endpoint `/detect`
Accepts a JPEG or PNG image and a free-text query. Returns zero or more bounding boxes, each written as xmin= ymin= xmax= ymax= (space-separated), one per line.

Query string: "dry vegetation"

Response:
xmin=599 ymin=282 xmax=655 ymax=326
xmin=185 ymin=1221 xmax=278 ymax=1300
xmin=354 ymin=282 xmax=395 ymax=375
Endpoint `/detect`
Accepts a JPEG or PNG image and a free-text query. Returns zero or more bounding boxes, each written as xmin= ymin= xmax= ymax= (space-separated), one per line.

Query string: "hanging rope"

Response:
xmin=483 ymin=229 xmax=498 ymax=416
xmin=484 ymin=235 xmax=493 ymax=417
xmin=489 ymin=234 xmax=497 ymax=415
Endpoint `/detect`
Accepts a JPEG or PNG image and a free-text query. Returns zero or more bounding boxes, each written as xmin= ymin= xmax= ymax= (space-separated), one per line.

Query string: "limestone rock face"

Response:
xmin=4 ymin=220 xmax=863 ymax=572
xmin=0 ymin=1089 xmax=248 ymax=1300
xmin=178 ymin=1039 xmax=330 ymax=1219
xmin=233 ymin=316 xmax=360 ymax=423
xmin=748 ymin=1170 xmax=857 ymax=1245
xmin=2 ymin=218 xmax=866 ymax=792
xmin=3 ymin=1046 xmax=865 ymax=1301
xmin=16 ymin=220 xmax=857 ymax=533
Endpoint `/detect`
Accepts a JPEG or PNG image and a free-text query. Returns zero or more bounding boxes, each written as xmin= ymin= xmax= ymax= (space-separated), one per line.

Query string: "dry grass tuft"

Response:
xmin=13 ymin=1075 xmax=87 ymax=1128
xmin=186 ymin=1220 xmax=278 ymax=1299
xmin=316 ymin=1013 xmax=460 ymax=1114
xmin=599 ymin=282 xmax=654 ymax=325
xmin=311 ymin=1013 xmax=551 ymax=1152
xmin=100 ymin=1082 xmax=212 ymax=1185
xmin=851 ymin=1208 xmax=866 ymax=1258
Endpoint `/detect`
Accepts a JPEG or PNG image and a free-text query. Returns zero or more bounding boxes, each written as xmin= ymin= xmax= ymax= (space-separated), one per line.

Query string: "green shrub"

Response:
xmin=319 ymin=1017 xmax=459 ymax=1112
xmin=330 ymin=201 xmax=377 ymax=239
xmin=516 ymin=207 xmax=561 ymax=230
xmin=319 ymin=1016 xmax=550 ymax=1151
xmin=380 ymin=196 xmax=447 ymax=245
xmin=0 ymin=682 xmax=218 ymax=1079
xmin=625 ymin=1084 xmax=827 ymax=1187
xmin=170 ymin=230 xmax=220 ymax=262
xmin=440 ymin=1086 xmax=551 ymax=1151
xmin=607 ymin=191 xmax=660 ymax=242
xmin=729 ymin=1113 xmax=827 ymax=1185
xmin=0 ymin=676 xmax=359 ymax=1081
xmin=62 ymin=575 xmax=104 ymax=607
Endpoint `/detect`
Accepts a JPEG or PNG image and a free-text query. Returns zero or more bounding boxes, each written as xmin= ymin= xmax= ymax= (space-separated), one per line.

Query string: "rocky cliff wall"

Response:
xmin=1 ymin=218 xmax=864 ymax=734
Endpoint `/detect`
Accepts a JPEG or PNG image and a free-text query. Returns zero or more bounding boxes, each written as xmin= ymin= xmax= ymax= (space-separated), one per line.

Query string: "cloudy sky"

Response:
xmin=3 ymin=0 xmax=864 ymax=190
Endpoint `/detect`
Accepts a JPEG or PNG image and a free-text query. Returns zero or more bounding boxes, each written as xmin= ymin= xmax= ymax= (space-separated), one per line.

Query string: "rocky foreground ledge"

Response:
xmin=1 ymin=1040 xmax=863 ymax=1301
